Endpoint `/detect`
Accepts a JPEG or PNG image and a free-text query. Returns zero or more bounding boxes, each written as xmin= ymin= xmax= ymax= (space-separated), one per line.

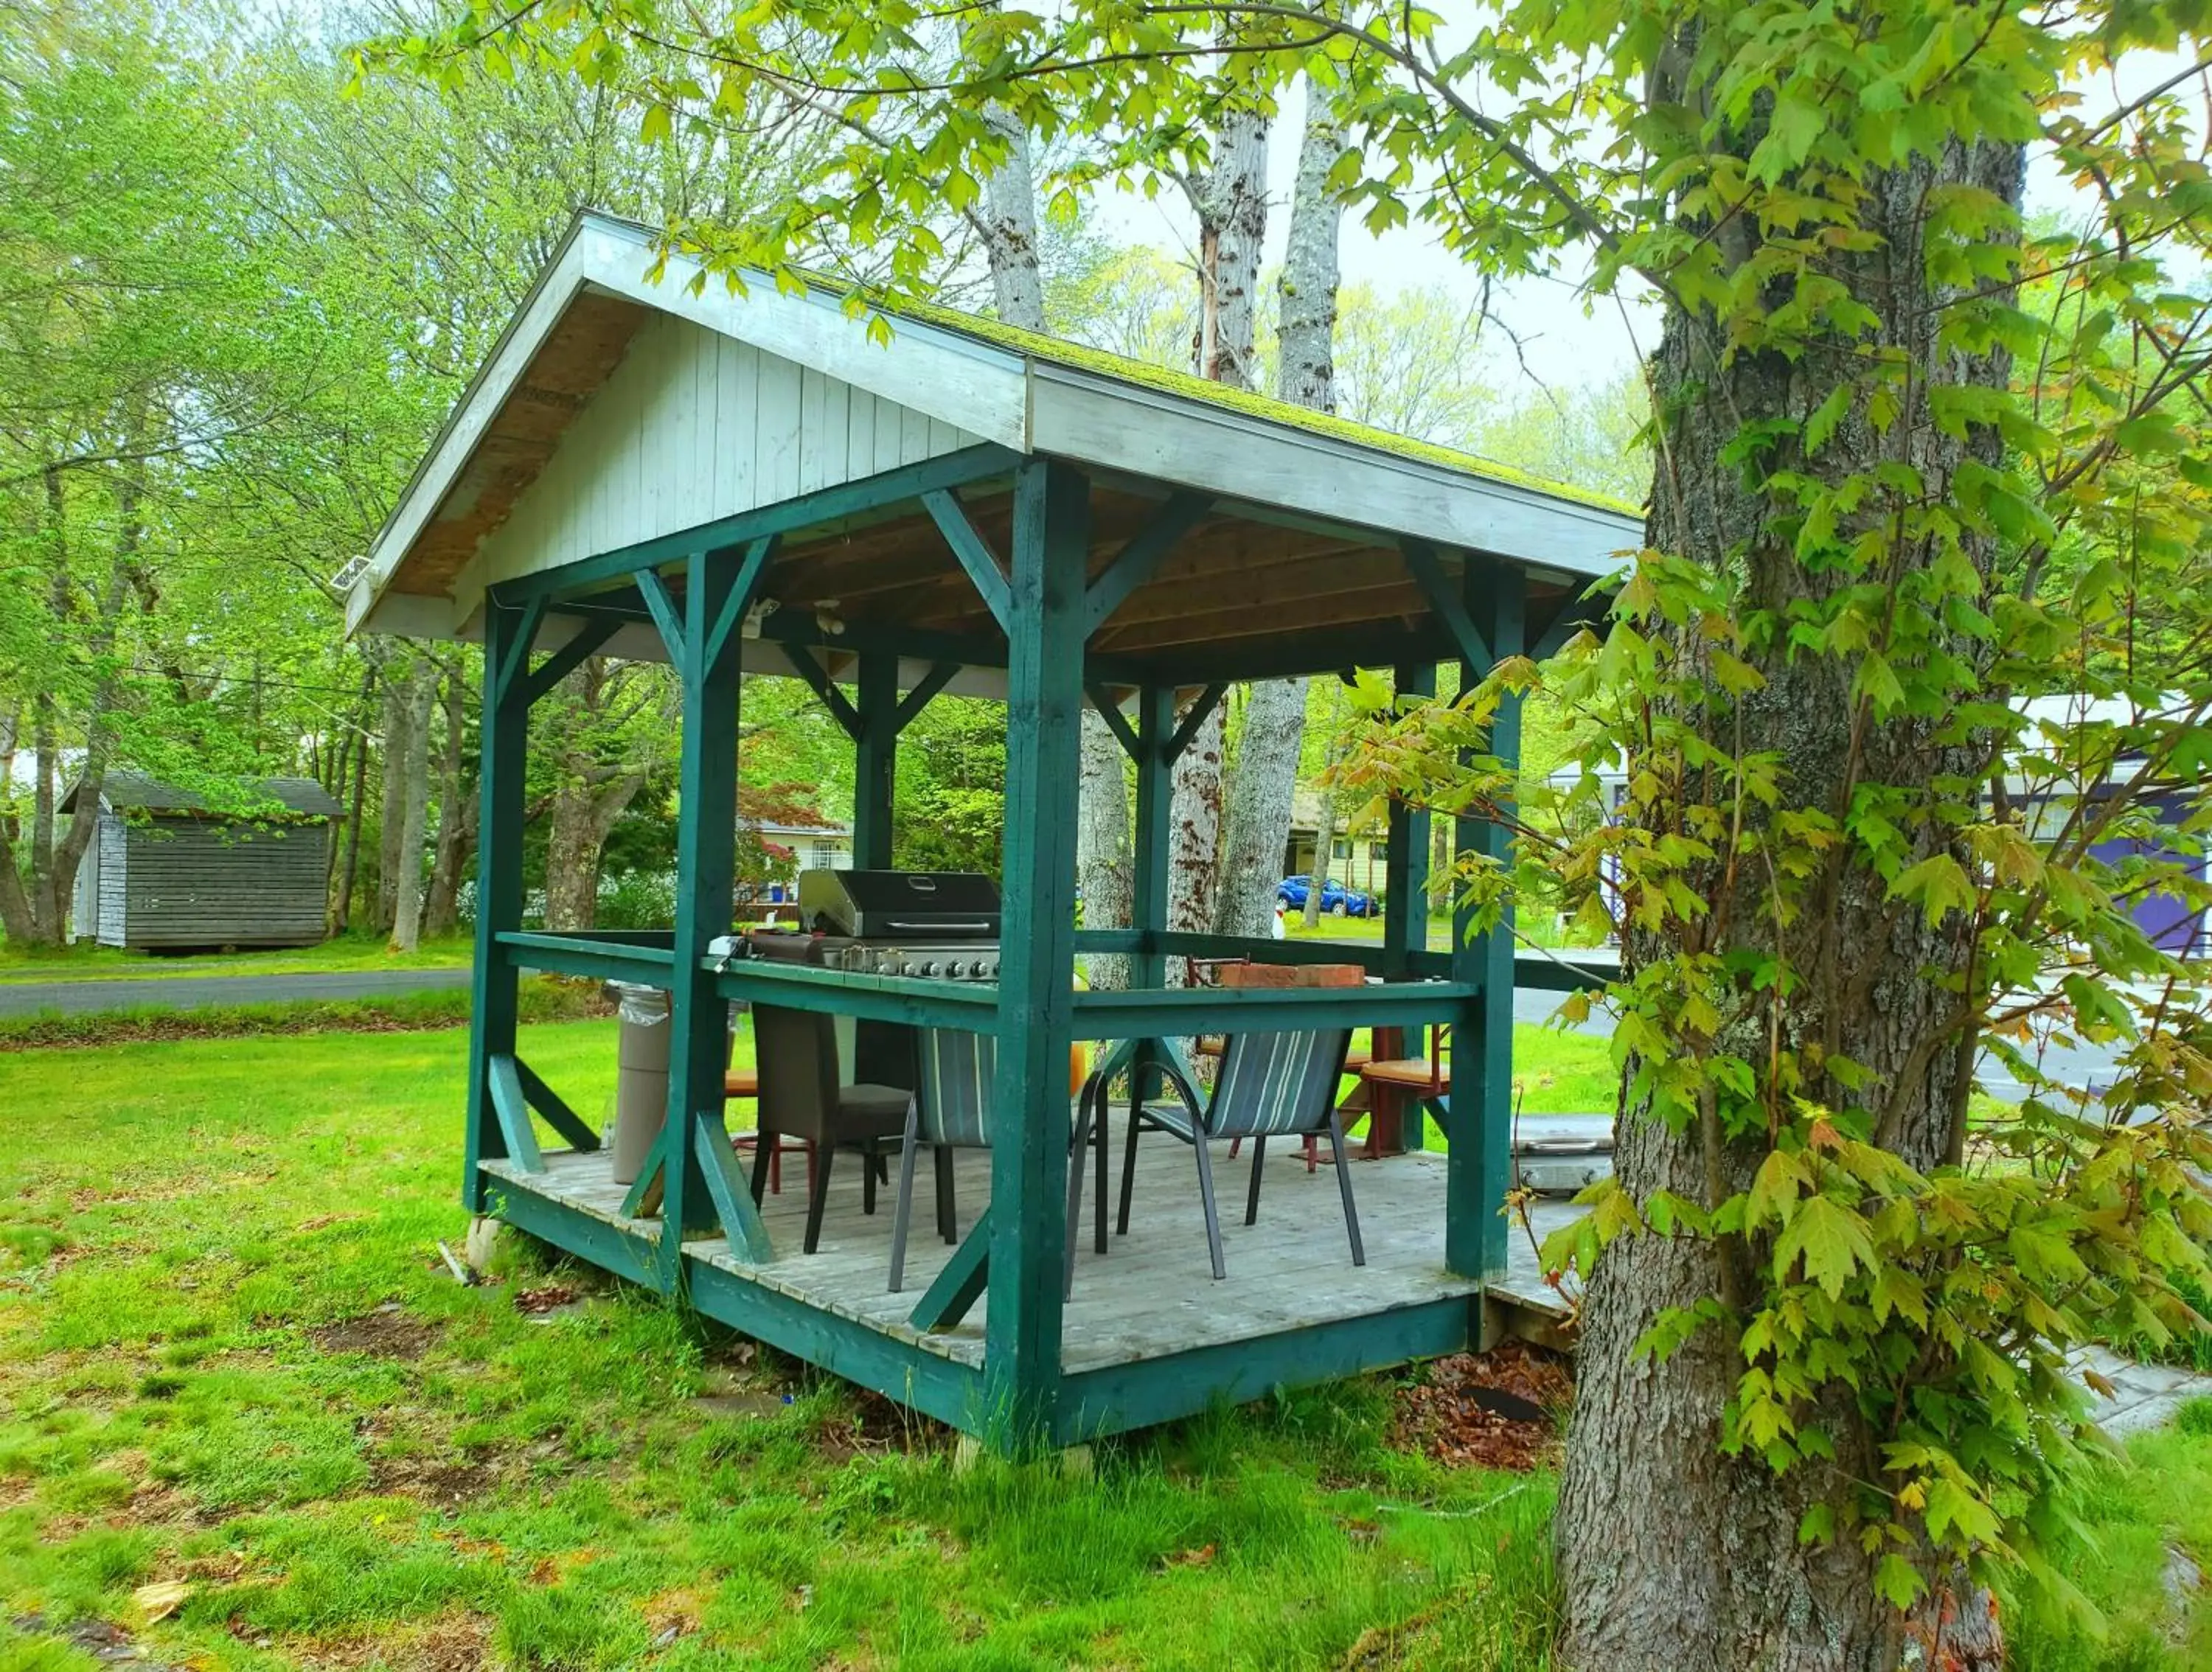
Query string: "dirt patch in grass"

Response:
xmin=310 ymin=1306 xmax=441 ymax=1361
xmin=1392 ymin=1341 xmax=1573 ymax=1472
xmin=294 ymin=1610 xmax=494 ymax=1672
xmin=371 ymin=1450 xmax=502 ymax=1509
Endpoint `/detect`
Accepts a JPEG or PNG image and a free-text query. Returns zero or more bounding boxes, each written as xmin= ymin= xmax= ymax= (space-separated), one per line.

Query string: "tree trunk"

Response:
xmin=1189 ymin=106 xmax=1269 ymax=391
xmin=0 ymin=708 xmax=35 ymax=943
xmin=980 ymin=105 xmax=1046 ymax=329
xmin=334 ymin=666 xmax=376 ymax=934
xmin=1162 ymin=100 xmax=1270 ymax=964
xmin=423 ymin=656 xmax=471 ymax=938
xmin=1166 ymin=694 xmax=1225 ymax=984
xmin=1212 ymin=86 xmax=1343 ymax=941
xmin=1554 ymin=133 xmax=2026 ymax=1672
xmin=1078 ymin=711 xmax=1133 ymax=988
xmin=975 ymin=111 xmax=1140 ymax=990
xmin=543 ymin=767 xmax=602 ymax=933
xmin=1275 ymin=86 xmax=1343 ymax=413
xmin=1214 ymin=680 xmax=1306 ymax=937
xmin=375 ymin=652 xmax=416 ymax=934
xmin=387 ymin=661 xmax=437 ymax=952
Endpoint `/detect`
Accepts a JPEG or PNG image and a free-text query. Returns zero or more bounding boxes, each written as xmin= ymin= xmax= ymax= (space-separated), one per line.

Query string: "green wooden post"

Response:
xmin=661 ymin=547 xmax=754 ymax=1285
xmin=1447 ymin=561 xmax=1524 ymax=1278
xmin=1130 ymin=685 xmax=1174 ymax=989
xmin=853 ymin=652 xmax=898 ymax=869
xmin=986 ymin=457 xmax=1088 ymax=1448
xmin=465 ymin=594 xmax=538 ymax=1211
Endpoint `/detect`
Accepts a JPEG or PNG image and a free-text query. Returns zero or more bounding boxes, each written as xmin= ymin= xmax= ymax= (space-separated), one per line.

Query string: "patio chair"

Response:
xmin=886 ymin=1027 xmax=1110 ymax=1293
xmin=1077 ymin=1025 xmax=1363 ymax=1286
xmin=749 ymin=1002 xmax=910 ymax=1254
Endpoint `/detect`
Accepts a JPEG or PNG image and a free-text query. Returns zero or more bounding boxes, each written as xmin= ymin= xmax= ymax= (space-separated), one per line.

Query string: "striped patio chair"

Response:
xmin=1072 ymin=1026 xmax=1362 ymax=1287
xmin=888 ymin=1026 xmax=1111 ymax=1293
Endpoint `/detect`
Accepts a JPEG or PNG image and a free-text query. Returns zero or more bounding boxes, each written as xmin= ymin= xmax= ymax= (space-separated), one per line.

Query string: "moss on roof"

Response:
xmin=883 ymin=294 xmax=1643 ymax=519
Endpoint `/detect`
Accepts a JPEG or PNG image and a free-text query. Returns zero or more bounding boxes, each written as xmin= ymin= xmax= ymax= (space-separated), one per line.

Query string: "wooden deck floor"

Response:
xmin=482 ymin=1128 xmax=1577 ymax=1377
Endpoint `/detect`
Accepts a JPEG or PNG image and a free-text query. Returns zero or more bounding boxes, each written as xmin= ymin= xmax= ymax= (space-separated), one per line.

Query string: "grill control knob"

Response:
xmin=876 ymin=955 xmax=900 ymax=975
xmin=946 ymin=959 xmax=969 ymax=979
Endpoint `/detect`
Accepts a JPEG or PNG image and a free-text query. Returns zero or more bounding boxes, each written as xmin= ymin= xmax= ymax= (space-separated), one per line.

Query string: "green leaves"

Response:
xmin=1773 ymin=1196 xmax=1877 ymax=1300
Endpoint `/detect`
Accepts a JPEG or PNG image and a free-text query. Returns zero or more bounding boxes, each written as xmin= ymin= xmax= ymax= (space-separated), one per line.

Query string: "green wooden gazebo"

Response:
xmin=352 ymin=211 xmax=1634 ymax=1449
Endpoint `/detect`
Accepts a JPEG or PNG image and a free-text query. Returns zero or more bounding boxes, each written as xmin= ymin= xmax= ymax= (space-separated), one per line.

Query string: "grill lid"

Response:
xmin=797 ymin=868 xmax=1001 ymax=938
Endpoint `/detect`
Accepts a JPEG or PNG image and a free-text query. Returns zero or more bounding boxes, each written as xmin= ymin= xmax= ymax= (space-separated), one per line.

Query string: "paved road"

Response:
xmin=0 ymin=966 xmax=474 ymax=1017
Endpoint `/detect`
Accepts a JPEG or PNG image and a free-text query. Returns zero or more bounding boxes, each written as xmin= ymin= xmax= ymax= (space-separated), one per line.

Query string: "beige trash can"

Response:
xmin=608 ymin=983 xmax=671 ymax=1185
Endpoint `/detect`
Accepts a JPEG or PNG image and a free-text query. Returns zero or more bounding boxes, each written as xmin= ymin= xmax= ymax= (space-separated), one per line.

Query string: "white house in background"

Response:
xmin=751 ymin=816 xmax=854 ymax=875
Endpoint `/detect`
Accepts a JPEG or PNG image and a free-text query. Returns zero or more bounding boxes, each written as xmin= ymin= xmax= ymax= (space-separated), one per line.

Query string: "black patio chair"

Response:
xmin=1071 ymin=1028 xmax=1363 ymax=1289
xmin=749 ymin=1002 xmax=909 ymax=1255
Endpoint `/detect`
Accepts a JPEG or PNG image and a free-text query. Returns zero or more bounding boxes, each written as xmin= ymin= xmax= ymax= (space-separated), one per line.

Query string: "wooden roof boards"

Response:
xmin=351 ymin=210 xmax=1641 ymax=688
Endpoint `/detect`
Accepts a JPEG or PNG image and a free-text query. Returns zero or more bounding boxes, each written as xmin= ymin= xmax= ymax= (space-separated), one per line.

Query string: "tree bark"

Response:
xmin=980 ymin=105 xmax=1046 ymax=330
xmin=423 ymin=655 xmax=472 ymax=938
xmin=1214 ymin=680 xmax=1305 ymax=937
xmin=334 ymin=666 xmax=376 ymax=934
xmin=539 ymin=658 xmax=656 ymax=933
xmin=1213 ymin=85 xmax=1343 ymax=941
xmin=1555 ymin=133 xmax=2027 ymax=1672
xmin=1189 ymin=106 xmax=1269 ymax=391
xmin=1163 ymin=100 xmax=1270 ymax=965
xmin=1166 ymin=694 xmax=1225 ymax=984
xmin=375 ymin=650 xmax=416 ymax=934
xmin=387 ymin=659 xmax=437 ymax=951
xmin=0 ymin=708 xmax=35 ymax=943
xmin=1078 ymin=711 xmax=1133 ymax=987
xmin=974 ymin=110 xmax=1141 ymax=990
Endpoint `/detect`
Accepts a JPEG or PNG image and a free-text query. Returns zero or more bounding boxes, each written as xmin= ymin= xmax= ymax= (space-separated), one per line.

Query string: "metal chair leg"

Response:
xmin=803 ymin=1142 xmax=836 ymax=1255
xmin=1244 ymin=1134 xmax=1267 ymax=1226
xmin=862 ymin=1140 xmax=878 ymax=1216
xmin=933 ymin=1145 xmax=956 ymax=1243
xmin=749 ymin=1123 xmax=776 ymax=1206
xmin=1191 ymin=1132 xmax=1227 ymax=1281
xmin=929 ymin=1150 xmax=956 ymax=1239
xmin=1063 ymin=1082 xmax=1093 ymax=1302
xmin=1116 ymin=1098 xmax=1142 ymax=1236
xmin=1328 ymin=1110 xmax=1366 ymax=1267
xmin=888 ymin=1101 xmax=920 ymax=1292
xmin=1093 ymin=1091 xmax=1109 ymax=1254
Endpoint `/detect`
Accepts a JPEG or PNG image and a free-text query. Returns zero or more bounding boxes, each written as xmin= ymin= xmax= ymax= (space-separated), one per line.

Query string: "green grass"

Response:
xmin=0 ymin=978 xmax=597 ymax=1051
xmin=3 ymin=1020 xmax=2203 ymax=1670
xmin=0 ymin=930 xmax=475 ymax=983
xmin=0 ymin=1021 xmax=1564 ymax=1671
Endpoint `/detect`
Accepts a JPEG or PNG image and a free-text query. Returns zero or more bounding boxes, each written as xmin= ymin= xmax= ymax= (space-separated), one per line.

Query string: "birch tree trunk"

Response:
xmin=977 ymin=109 xmax=1139 ymax=987
xmin=1214 ymin=87 xmax=1343 ymax=940
xmin=1166 ymin=99 xmax=1270 ymax=967
xmin=387 ymin=660 xmax=437 ymax=952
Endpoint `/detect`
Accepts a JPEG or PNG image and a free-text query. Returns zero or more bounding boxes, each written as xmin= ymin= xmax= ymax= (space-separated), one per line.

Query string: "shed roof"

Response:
xmin=351 ymin=212 xmax=1640 ymax=687
xmin=64 ymin=772 xmax=343 ymax=821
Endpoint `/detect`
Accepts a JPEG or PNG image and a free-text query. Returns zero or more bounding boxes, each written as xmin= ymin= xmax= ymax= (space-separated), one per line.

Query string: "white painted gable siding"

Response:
xmin=476 ymin=313 xmax=984 ymax=590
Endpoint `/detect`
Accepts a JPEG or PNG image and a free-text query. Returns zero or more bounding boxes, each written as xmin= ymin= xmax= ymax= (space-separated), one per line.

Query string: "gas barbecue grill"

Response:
xmin=791 ymin=869 xmax=1003 ymax=981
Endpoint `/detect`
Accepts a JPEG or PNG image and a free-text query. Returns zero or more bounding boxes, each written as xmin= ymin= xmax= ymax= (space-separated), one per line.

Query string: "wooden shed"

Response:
xmin=65 ymin=772 xmax=341 ymax=950
xmin=349 ymin=210 xmax=1632 ymax=1451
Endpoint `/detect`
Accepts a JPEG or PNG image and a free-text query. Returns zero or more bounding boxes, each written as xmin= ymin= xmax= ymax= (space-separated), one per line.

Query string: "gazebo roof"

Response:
xmin=352 ymin=211 xmax=1639 ymax=687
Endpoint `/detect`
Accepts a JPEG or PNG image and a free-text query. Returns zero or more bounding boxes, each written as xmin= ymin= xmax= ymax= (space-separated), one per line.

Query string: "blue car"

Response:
xmin=1276 ymin=874 xmax=1378 ymax=918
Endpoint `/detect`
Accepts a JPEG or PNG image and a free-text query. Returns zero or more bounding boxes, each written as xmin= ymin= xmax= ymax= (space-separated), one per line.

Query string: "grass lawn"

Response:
xmin=1 ymin=1021 xmax=2204 ymax=1670
xmin=0 ymin=931 xmax=476 ymax=984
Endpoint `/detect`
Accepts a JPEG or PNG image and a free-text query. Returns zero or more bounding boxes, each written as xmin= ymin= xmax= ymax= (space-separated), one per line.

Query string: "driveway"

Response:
xmin=0 ymin=966 xmax=475 ymax=1017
